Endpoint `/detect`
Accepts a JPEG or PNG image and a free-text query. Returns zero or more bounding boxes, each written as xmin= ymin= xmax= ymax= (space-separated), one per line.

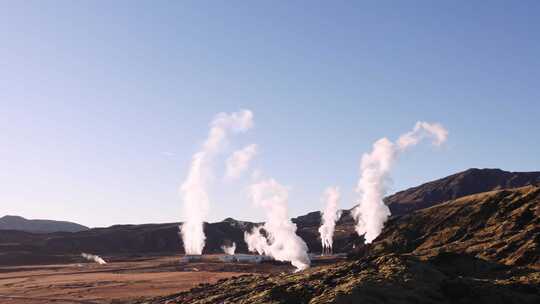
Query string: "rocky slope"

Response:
xmin=143 ymin=186 xmax=540 ymax=304
xmin=372 ymin=186 xmax=540 ymax=268
xmin=0 ymin=215 xmax=89 ymax=233
xmin=145 ymin=253 xmax=540 ymax=304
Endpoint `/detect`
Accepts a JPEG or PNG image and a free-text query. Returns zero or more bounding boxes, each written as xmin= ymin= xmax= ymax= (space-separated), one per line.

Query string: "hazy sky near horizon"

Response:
xmin=1 ymin=1 xmax=539 ymax=227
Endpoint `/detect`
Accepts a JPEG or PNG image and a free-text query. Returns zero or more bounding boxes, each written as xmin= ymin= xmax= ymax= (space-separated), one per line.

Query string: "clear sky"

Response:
xmin=1 ymin=1 xmax=539 ymax=228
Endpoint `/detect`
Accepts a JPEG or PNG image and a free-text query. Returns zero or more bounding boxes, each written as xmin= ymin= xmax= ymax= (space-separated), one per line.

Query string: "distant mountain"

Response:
xmin=0 ymin=215 xmax=89 ymax=233
xmin=385 ymin=168 xmax=540 ymax=215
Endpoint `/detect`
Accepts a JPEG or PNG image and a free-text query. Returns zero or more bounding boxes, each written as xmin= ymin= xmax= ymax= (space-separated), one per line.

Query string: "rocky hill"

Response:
xmin=144 ymin=186 xmax=540 ymax=304
xmin=293 ymin=168 xmax=540 ymax=253
xmin=372 ymin=186 xmax=540 ymax=268
xmin=0 ymin=215 xmax=89 ymax=233
xmin=385 ymin=168 xmax=540 ymax=215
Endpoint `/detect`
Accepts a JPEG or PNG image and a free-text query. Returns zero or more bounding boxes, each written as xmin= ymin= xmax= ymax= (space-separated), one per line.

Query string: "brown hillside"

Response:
xmin=144 ymin=187 xmax=540 ymax=304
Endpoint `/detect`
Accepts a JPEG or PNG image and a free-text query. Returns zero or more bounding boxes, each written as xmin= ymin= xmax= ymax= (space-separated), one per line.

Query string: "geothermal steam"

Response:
xmin=353 ymin=121 xmax=448 ymax=243
xmin=244 ymin=226 xmax=267 ymax=255
xmin=318 ymin=187 xmax=341 ymax=255
xmin=221 ymin=242 xmax=236 ymax=255
xmin=180 ymin=110 xmax=254 ymax=255
xmin=225 ymin=144 xmax=258 ymax=179
xmin=244 ymin=178 xmax=311 ymax=271
xmin=81 ymin=253 xmax=107 ymax=265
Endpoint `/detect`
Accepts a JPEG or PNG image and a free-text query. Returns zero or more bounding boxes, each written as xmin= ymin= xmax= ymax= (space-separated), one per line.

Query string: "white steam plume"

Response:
xmin=221 ymin=242 xmax=236 ymax=255
xmin=318 ymin=187 xmax=341 ymax=255
xmin=244 ymin=178 xmax=311 ymax=271
xmin=81 ymin=253 xmax=107 ymax=265
xmin=353 ymin=121 xmax=448 ymax=243
xmin=244 ymin=226 xmax=267 ymax=255
xmin=397 ymin=121 xmax=448 ymax=149
xmin=225 ymin=144 xmax=258 ymax=179
xmin=180 ymin=110 xmax=254 ymax=255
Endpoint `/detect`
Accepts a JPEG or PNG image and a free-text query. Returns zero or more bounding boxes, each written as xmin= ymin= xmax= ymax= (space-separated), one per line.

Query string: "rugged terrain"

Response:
xmin=146 ymin=253 xmax=539 ymax=304
xmin=372 ymin=186 xmax=540 ymax=267
xmin=1 ymin=169 xmax=540 ymax=303
xmin=143 ymin=186 xmax=540 ymax=304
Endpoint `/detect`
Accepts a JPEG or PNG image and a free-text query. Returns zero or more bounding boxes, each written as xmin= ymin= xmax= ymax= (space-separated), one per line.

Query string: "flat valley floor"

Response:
xmin=0 ymin=255 xmax=294 ymax=304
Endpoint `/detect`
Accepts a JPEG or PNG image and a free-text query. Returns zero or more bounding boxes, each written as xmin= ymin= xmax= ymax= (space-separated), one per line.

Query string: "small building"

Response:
xmin=218 ymin=254 xmax=272 ymax=263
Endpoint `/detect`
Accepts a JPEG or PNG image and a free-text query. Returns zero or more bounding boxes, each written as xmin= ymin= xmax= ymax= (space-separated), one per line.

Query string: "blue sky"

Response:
xmin=1 ymin=1 xmax=539 ymax=227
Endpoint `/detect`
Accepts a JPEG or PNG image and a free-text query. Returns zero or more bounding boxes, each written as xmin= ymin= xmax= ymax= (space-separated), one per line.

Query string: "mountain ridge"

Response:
xmin=385 ymin=168 xmax=540 ymax=215
xmin=2 ymin=168 xmax=539 ymax=266
xmin=0 ymin=215 xmax=89 ymax=233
